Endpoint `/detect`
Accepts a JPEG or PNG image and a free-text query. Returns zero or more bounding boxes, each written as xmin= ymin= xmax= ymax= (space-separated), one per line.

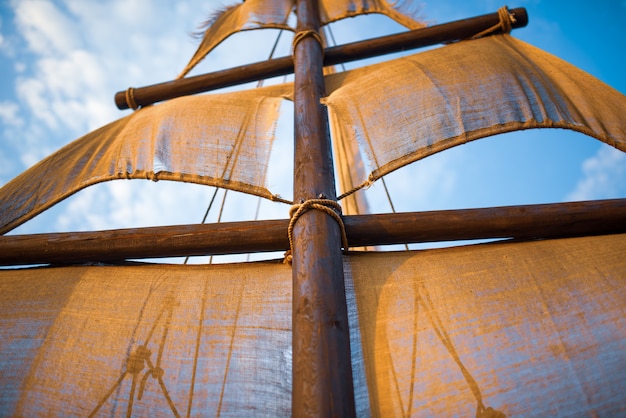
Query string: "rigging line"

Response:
xmin=184 ymin=186 xmax=221 ymax=264
xmin=186 ymin=91 xmax=253 ymax=264
xmin=246 ymin=28 xmax=286 ymax=261
xmin=324 ymin=25 xmax=346 ymax=72
xmin=186 ymin=278 xmax=210 ymax=418
xmin=380 ymin=176 xmax=409 ymax=251
xmin=354 ymin=106 xmax=409 ymax=250
xmin=188 ymin=29 xmax=284 ymax=264
xmin=209 ymin=189 xmax=229 ymax=265
xmin=246 ymin=190 xmax=264 ymax=262
xmin=216 ymin=278 xmax=246 ymax=417
xmin=257 ymin=29 xmax=284 ymax=88
xmin=331 ymin=106 xmax=360 ymax=215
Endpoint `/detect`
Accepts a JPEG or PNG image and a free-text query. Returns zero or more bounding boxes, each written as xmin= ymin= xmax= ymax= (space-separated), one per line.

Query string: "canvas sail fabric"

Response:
xmin=176 ymin=0 xmax=294 ymax=79
xmin=177 ymin=0 xmax=424 ymax=78
xmin=323 ymin=34 xmax=626 ymax=194
xmin=1 ymin=233 xmax=624 ymax=416
xmin=0 ymin=84 xmax=291 ymax=235
xmin=346 ymin=233 xmax=626 ymax=417
xmin=0 ymin=262 xmax=294 ymax=417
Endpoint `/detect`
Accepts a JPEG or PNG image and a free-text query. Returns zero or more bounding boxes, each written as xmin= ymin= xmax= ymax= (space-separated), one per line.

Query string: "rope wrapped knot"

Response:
xmin=284 ymin=198 xmax=349 ymax=264
xmin=472 ymin=6 xmax=516 ymax=39
xmin=125 ymin=87 xmax=139 ymax=110
xmin=292 ymin=30 xmax=324 ymax=56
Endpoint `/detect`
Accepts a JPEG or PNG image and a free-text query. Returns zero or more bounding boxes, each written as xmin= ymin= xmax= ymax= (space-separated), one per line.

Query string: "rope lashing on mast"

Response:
xmin=125 ymin=87 xmax=140 ymax=110
xmin=471 ymin=6 xmax=516 ymax=39
xmin=284 ymin=198 xmax=349 ymax=264
xmin=292 ymin=29 xmax=324 ymax=56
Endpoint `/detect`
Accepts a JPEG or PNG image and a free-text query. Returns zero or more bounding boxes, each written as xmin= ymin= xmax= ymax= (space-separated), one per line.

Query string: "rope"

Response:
xmin=125 ymin=87 xmax=139 ymax=110
xmin=471 ymin=6 xmax=516 ymax=39
xmin=336 ymin=175 xmax=374 ymax=201
xmin=284 ymin=198 xmax=348 ymax=264
xmin=292 ymin=29 xmax=324 ymax=56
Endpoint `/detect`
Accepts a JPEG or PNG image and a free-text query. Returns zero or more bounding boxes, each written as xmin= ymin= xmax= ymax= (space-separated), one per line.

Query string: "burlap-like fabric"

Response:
xmin=177 ymin=0 xmax=424 ymax=78
xmin=324 ymin=35 xmax=626 ymax=194
xmin=0 ymin=84 xmax=291 ymax=234
xmin=329 ymin=110 xmax=370 ymax=216
xmin=176 ymin=0 xmax=294 ymax=79
xmin=0 ymin=262 xmax=293 ymax=416
xmin=318 ymin=0 xmax=423 ymax=29
xmin=346 ymin=233 xmax=626 ymax=416
xmin=1 ymin=234 xmax=624 ymax=416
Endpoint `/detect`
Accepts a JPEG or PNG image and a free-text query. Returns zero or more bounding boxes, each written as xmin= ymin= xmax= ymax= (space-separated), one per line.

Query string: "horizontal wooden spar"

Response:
xmin=114 ymin=7 xmax=527 ymax=109
xmin=1 ymin=198 xmax=624 ymax=266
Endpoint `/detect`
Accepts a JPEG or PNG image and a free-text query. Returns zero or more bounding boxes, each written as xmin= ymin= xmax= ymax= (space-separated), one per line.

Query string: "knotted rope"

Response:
xmin=472 ymin=6 xmax=516 ymax=39
xmin=125 ymin=87 xmax=139 ymax=110
xmin=284 ymin=198 xmax=349 ymax=264
xmin=292 ymin=29 xmax=324 ymax=56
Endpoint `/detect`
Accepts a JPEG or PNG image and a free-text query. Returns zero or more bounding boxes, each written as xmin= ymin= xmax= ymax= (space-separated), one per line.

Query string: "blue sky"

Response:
xmin=0 ymin=0 xmax=625 ymax=260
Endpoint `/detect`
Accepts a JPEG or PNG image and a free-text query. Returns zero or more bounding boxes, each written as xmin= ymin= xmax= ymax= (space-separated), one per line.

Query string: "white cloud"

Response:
xmin=12 ymin=0 xmax=80 ymax=56
xmin=566 ymin=146 xmax=626 ymax=201
xmin=0 ymin=101 xmax=23 ymax=127
xmin=16 ymin=77 xmax=59 ymax=129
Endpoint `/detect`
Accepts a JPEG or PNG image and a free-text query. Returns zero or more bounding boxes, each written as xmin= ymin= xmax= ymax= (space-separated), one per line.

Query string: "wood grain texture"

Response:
xmin=291 ymin=0 xmax=356 ymax=416
xmin=114 ymin=8 xmax=527 ymax=109
xmin=2 ymin=199 xmax=625 ymax=266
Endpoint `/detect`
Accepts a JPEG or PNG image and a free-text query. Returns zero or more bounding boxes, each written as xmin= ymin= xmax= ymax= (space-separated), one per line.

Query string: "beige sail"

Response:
xmin=347 ymin=233 xmax=626 ymax=416
xmin=0 ymin=262 xmax=293 ymax=416
xmin=324 ymin=34 xmax=626 ymax=195
xmin=177 ymin=0 xmax=425 ymax=79
xmin=176 ymin=0 xmax=294 ymax=79
xmin=0 ymin=84 xmax=291 ymax=235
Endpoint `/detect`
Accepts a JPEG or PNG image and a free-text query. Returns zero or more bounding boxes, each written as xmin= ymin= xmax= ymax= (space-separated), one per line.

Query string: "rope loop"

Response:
xmin=284 ymin=197 xmax=348 ymax=264
xmin=292 ymin=29 xmax=324 ymax=56
xmin=125 ymin=87 xmax=139 ymax=110
xmin=471 ymin=6 xmax=516 ymax=39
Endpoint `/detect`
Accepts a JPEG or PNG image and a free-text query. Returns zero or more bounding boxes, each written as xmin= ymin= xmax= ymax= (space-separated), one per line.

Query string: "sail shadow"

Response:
xmin=89 ymin=293 xmax=180 ymax=417
xmin=349 ymin=252 xmax=506 ymax=416
xmin=415 ymin=280 xmax=506 ymax=418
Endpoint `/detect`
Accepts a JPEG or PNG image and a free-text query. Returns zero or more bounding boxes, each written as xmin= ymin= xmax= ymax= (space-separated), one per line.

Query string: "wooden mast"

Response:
xmin=291 ymin=0 xmax=356 ymax=416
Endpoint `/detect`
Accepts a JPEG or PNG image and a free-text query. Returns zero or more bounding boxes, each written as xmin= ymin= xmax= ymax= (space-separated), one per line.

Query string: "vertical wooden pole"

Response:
xmin=291 ymin=0 xmax=356 ymax=416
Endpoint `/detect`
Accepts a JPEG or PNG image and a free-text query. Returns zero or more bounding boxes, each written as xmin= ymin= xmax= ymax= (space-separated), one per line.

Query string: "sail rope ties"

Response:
xmin=284 ymin=197 xmax=349 ymax=264
xmin=125 ymin=87 xmax=140 ymax=110
xmin=471 ymin=6 xmax=516 ymax=39
xmin=292 ymin=29 xmax=324 ymax=56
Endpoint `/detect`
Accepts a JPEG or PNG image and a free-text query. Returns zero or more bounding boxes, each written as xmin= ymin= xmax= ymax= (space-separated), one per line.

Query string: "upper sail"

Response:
xmin=176 ymin=0 xmax=425 ymax=79
xmin=324 ymin=34 xmax=626 ymax=195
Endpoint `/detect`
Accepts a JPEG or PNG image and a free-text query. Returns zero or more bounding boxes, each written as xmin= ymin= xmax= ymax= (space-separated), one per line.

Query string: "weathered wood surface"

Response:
xmin=114 ymin=7 xmax=527 ymax=109
xmin=1 ymin=199 xmax=624 ymax=266
xmin=290 ymin=0 xmax=356 ymax=415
